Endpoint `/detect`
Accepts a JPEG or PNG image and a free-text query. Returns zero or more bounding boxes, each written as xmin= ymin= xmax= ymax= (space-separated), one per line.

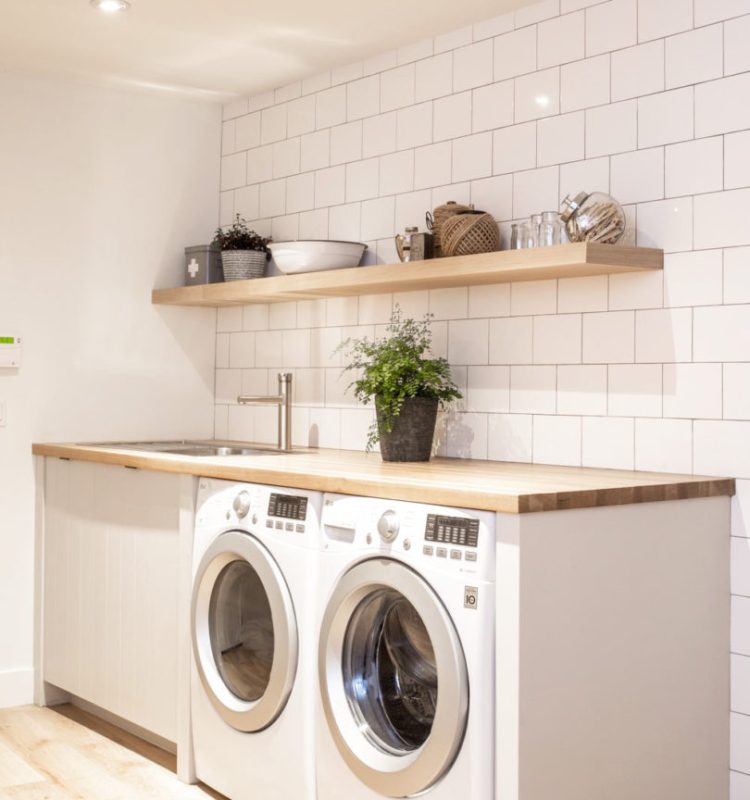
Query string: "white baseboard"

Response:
xmin=0 ymin=668 xmax=34 ymax=709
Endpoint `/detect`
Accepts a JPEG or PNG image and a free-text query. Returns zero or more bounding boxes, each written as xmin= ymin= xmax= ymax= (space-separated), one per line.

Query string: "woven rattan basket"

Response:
xmin=441 ymin=212 xmax=500 ymax=257
xmin=427 ymin=201 xmax=474 ymax=257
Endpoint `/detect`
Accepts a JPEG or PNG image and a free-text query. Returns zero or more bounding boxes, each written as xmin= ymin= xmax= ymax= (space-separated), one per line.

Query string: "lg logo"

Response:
xmin=464 ymin=586 xmax=478 ymax=610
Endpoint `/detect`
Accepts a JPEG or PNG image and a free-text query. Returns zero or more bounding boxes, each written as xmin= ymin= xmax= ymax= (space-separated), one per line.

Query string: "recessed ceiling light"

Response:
xmin=90 ymin=0 xmax=130 ymax=12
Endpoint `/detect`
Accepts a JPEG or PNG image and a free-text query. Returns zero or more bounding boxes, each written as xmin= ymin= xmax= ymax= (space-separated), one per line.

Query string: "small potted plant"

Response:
xmin=340 ymin=308 xmax=461 ymax=462
xmin=212 ymin=215 xmax=271 ymax=281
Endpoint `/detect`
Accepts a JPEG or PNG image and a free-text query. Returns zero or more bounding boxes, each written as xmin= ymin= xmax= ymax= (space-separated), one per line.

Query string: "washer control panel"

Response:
xmin=265 ymin=493 xmax=309 ymax=533
xmin=268 ymin=493 xmax=308 ymax=520
xmin=196 ymin=480 xmax=323 ymax=555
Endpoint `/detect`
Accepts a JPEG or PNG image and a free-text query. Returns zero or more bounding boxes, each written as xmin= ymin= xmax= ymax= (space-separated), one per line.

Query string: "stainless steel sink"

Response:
xmin=82 ymin=440 xmax=285 ymax=457
xmin=160 ymin=445 xmax=278 ymax=457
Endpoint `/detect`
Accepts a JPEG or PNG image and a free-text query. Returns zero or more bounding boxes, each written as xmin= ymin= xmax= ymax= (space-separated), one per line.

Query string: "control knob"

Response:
xmin=233 ymin=491 xmax=251 ymax=519
xmin=377 ymin=510 xmax=400 ymax=543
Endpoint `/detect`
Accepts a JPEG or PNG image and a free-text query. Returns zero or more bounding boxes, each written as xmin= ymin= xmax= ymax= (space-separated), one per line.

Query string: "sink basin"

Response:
xmin=158 ymin=445 xmax=277 ymax=457
xmin=82 ymin=440 xmax=286 ymax=457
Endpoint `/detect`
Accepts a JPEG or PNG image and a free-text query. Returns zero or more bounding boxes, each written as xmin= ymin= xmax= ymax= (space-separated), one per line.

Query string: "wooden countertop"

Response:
xmin=32 ymin=441 xmax=734 ymax=514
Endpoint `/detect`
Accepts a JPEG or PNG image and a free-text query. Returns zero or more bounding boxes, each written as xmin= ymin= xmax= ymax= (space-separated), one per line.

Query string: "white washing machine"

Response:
xmin=190 ymin=478 xmax=322 ymax=800
xmin=316 ymin=493 xmax=496 ymax=799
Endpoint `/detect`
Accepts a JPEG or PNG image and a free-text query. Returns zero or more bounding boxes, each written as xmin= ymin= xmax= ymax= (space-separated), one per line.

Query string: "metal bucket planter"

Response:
xmin=221 ymin=250 xmax=267 ymax=281
xmin=377 ymin=397 xmax=439 ymax=462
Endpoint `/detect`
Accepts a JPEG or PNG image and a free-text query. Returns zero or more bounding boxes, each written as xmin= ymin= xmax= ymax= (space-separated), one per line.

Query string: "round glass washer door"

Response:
xmin=192 ymin=530 xmax=298 ymax=732
xmin=318 ymin=558 xmax=468 ymax=797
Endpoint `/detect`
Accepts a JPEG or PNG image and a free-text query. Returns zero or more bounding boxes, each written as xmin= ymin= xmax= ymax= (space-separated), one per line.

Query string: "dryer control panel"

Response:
xmin=425 ymin=514 xmax=479 ymax=547
xmin=423 ymin=514 xmax=480 ymax=563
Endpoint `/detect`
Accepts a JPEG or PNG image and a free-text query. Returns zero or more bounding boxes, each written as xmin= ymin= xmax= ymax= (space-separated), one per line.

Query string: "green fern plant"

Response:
xmin=339 ymin=307 xmax=461 ymax=450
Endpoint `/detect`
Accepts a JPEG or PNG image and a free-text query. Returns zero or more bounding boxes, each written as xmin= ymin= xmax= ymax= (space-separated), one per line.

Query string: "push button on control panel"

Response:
xmin=450 ymin=549 xmax=462 ymax=560
xmin=423 ymin=545 xmax=434 ymax=556
xmin=436 ymin=547 xmax=448 ymax=558
xmin=465 ymin=551 xmax=478 ymax=562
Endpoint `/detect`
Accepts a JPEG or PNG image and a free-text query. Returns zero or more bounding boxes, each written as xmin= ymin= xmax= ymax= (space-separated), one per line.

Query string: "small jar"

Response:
xmin=560 ymin=191 xmax=626 ymax=244
xmin=510 ymin=223 xmax=520 ymax=249
xmin=539 ymin=211 xmax=562 ymax=246
xmin=529 ymin=214 xmax=542 ymax=247
xmin=516 ymin=221 xmax=532 ymax=249
xmin=396 ymin=226 xmax=419 ymax=262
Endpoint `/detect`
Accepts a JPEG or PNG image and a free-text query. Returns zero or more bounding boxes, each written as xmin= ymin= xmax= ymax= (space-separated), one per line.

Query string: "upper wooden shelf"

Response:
xmin=151 ymin=242 xmax=663 ymax=308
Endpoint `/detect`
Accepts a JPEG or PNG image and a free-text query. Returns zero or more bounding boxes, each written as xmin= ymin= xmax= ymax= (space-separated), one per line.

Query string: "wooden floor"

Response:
xmin=0 ymin=705 xmax=225 ymax=799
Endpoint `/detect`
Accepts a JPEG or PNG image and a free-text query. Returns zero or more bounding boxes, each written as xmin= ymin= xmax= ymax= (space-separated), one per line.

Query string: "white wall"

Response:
xmin=214 ymin=0 xmax=750 ymax=792
xmin=0 ymin=73 xmax=221 ymax=707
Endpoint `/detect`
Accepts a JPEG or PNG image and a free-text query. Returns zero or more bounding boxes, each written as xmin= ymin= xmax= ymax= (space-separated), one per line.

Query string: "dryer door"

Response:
xmin=319 ymin=558 xmax=468 ymax=797
xmin=192 ymin=530 xmax=298 ymax=732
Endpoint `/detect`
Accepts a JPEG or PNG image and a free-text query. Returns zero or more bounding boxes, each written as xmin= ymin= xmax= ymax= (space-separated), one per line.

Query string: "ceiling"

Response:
xmin=0 ymin=0 xmax=531 ymax=102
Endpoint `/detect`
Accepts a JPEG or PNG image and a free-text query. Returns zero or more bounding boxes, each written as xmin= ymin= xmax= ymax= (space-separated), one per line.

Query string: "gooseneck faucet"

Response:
xmin=237 ymin=372 xmax=293 ymax=452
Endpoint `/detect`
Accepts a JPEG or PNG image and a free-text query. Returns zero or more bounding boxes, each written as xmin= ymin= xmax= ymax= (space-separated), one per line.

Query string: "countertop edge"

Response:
xmin=32 ymin=443 xmax=735 ymax=515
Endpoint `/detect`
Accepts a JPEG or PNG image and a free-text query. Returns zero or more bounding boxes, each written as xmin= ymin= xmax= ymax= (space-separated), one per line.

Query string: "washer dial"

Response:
xmin=377 ymin=510 xmax=400 ymax=543
xmin=233 ymin=491 xmax=251 ymax=519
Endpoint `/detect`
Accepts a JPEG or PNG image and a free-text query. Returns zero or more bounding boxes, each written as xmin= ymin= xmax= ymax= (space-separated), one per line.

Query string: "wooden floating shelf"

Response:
xmin=151 ymin=242 xmax=663 ymax=308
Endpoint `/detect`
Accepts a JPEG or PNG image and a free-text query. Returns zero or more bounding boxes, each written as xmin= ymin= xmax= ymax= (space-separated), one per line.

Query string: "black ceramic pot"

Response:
xmin=377 ymin=396 xmax=439 ymax=462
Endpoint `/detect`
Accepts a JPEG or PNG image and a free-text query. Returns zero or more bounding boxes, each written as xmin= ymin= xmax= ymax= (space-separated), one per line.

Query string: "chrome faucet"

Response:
xmin=237 ymin=372 xmax=293 ymax=452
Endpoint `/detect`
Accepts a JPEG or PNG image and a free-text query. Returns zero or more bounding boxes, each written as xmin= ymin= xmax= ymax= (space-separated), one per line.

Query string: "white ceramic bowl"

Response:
xmin=269 ymin=240 xmax=367 ymax=274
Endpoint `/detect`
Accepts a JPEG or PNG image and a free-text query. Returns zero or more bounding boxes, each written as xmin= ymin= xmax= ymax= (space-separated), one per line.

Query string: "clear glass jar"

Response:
xmin=560 ymin=191 xmax=626 ymax=244
xmin=539 ymin=211 xmax=562 ymax=246
xmin=529 ymin=214 xmax=542 ymax=247
xmin=517 ymin=222 xmax=531 ymax=249
xmin=510 ymin=223 xmax=520 ymax=249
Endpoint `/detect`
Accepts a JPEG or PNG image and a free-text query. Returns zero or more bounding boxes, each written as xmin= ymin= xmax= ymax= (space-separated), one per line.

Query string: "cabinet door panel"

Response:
xmin=43 ymin=459 xmax=182 ymax=742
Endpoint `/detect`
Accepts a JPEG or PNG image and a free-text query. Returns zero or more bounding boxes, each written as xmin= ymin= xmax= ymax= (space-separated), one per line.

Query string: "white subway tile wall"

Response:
xmin=219 ymin=3 xmax=750 ymax=785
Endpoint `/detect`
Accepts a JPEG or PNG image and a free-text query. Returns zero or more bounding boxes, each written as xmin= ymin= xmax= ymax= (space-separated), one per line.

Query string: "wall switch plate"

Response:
xmin=0 ymin=401 xmax=6 ymax=427
xmin=0 ymin=335 xmax=21 ymax=368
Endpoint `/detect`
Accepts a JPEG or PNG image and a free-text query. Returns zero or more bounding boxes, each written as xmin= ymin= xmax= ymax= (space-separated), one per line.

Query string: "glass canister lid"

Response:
xmin=560 ymin=191 xmax=590 ymax=222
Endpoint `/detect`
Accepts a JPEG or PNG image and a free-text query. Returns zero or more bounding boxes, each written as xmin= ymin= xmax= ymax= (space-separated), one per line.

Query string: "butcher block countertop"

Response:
xmin=32 ymin=441 xmax=734 ymax=514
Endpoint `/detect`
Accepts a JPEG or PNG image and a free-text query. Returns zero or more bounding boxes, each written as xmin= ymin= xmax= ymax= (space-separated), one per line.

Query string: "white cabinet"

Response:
xmin=495 ymin=497 xmax=731 ymax=800
xmin=40 ymin=458 xmax=185 ymax=743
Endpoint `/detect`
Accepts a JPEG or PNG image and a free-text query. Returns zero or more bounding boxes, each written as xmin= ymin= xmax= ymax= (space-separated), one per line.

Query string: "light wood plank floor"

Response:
xmin=0 ymin=705 xmax=226 ymax=799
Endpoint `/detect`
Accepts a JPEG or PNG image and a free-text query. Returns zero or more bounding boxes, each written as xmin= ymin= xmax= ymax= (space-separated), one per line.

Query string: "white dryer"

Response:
xmin=190 ymin=479 xmax=322 ymax=800
xmin=316 ymin=493 xmax=496 ymax=799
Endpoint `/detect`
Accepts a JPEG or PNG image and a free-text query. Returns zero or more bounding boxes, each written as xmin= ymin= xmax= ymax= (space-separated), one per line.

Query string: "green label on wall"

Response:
xmin=0 ymin=337 xmax=16 ymax=344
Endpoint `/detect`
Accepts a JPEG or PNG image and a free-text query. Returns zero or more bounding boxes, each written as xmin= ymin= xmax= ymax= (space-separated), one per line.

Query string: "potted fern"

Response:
xmin=212 ymin=215 xmax=271 ymax=281
xmin=340 ymin=308 xmax=461 ymax=462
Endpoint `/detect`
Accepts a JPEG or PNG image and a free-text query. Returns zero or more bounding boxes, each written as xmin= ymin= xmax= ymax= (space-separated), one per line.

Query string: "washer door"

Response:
xmin=192 ymin=531 xmax=298 ymax=732
xmin=319 ymin=558 xmax=468 ymax=797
